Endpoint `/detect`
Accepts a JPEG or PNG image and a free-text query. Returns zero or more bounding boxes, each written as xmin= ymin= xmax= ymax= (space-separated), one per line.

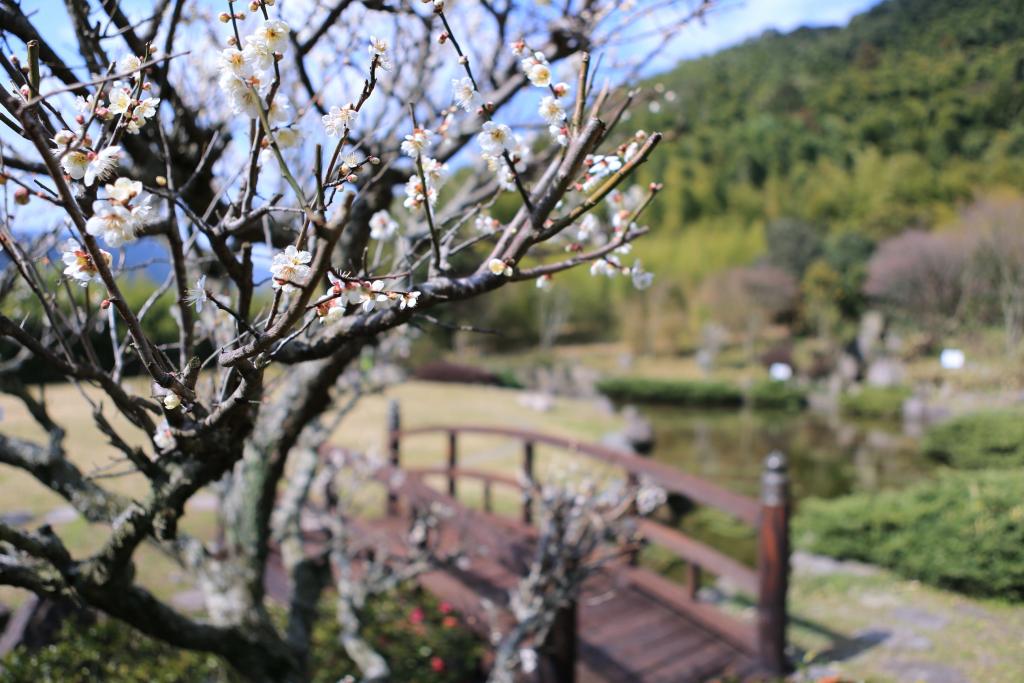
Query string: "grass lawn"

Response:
xmin=0 ymin=379 xmax=624 ymax=606
xmin=3 ymin=378 xmax=1023 ymax=682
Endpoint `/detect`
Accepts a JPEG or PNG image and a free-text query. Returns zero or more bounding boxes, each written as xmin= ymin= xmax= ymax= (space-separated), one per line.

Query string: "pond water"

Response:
xmin=641 ymin=407 xmax=934 ymax=501
xmin=635 ymin=407 xmax=937 ymax=566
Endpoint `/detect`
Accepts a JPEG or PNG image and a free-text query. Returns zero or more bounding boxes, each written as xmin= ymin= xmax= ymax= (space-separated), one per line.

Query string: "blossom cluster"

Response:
xmin=217 ymin=18 xmax=294 ymax=132
xmin=315 ymin=272 xmax=420 ymax=325
xmin=84 ymin=177 xmax=153 ymax=248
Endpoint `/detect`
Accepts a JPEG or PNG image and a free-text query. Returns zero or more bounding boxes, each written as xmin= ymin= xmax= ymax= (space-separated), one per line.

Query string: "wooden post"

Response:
xmin=539 ymin=597 xmax=577 ymax=683
xmin=386 ymin=400 xmax=401 ymax=517
xmin=756 ymin=450 xmax=790 ymax=675
xmin=686 ymin=563 xmax=702 ymax=600
xmin=447 ymin=430 xmax=458 ymax=498
xmin=483 ymin=480 xmax=493 ymax=514
xmin=522 ymin=441 xmax=535 ymax=525
xmin=626 ymin=471 xmax=639 ymax=566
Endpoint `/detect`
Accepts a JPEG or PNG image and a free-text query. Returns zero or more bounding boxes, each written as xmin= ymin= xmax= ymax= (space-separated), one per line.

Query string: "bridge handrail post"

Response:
xmin=522 ymin=441 xmax=535 ymax=525
xmin=756 ymin=450 xmax=790 ymax=674
xmin=386 ymin=400 xmax=401 ymax=517
xmin=447 ymin=430 xmax=458 ymax=498
xmin=539 ymin=585 xmax=577 ymax=682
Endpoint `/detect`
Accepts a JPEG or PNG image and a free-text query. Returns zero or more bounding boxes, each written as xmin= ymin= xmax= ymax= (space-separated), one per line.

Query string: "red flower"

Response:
xmin=409 ymin=607 xmax=425 ymax=625
xmin=430 ymin=656 xmax=445 ymax=673
xmin=439 ymin=601 xmax=453 ymax=614
xmin=442 ymin=615 xmax=458 ymax=629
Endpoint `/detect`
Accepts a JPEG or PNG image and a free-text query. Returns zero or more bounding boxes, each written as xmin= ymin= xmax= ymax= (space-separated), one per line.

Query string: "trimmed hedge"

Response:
xmin=923 ymin=410 xmax=1024 ymax=469
xmin=839 ymin=385 xmax=910 ymax=420
xmin=596 ymin=377 xmax=743 ymax=407
xmin=794 ymin=469 xmax=1024 ymax=600
xmin=748 ymin=379 xmax=808 ymax=411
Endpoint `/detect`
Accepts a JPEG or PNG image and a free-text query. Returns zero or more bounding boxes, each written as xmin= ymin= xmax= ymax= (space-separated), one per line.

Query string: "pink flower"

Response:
xmin=409 ymin=607 xmax=425 ymax=625
xmin=439 ymin=601 xmax=453 ymax=614
xmin=430 ymin=657 xmax=445 ymax=673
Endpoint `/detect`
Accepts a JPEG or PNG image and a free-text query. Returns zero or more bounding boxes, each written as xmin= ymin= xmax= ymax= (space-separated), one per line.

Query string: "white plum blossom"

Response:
xmin=106 ymin=177 xmax=142 ymax=203
xmin=420 ymin=157 xmax=448 ymax=186
xmin=538 ymin=96 xmax=566 ymax=125
xmin=475 ymin=214 xmax=500 ymax=233
xmin=358 ymin=280 xmax=388 ymax=312
xmin=132 ymin=95 xmax=160 ymax=121
xmin=74 ymin=93 xmax=101 ymax=113
xmin=488 ymin=258 xmax=513 ymax=277
xmin=254 ymin=20 xmax=290 ymax=53
xmin=521 ymin=52 xmax=552 ymax=87
xmin=270 ymin=245 xmax=312 ymax=291
xmin=153 ymin=420 xmax=176 ymax=451
xmin=477 ymin=121 xmax=513 ymax=156
xmin=185 ymin=275 xmax=208 ymax=312
xmin=369 ymin=211 xmax=399 ymax=240
xmin=536 ymin=274 xmax=553 ymax=290
xmin=108 ymin=86 xmax=133 ymax=115
xmin=84 ymin=146 xmax=122 ymax=186
xmin=368 ymin=35 xmax=392 ymax=70
xmin=219 ymin=48 xmax=253 ymax=79
xmin=519 ymin=649 xmax=538 ymax=674
xmin=400 ymin=128 xmax=432 ymax=158
xmin=118 ymin=54 xmax=143 ymax=75
xmin=399 ymin=291 xmax=421 ymax=310
xmin=452 ymin=77 xmax=481 ymax=112
xmin=577 ymin=213 xmax=599 ymax=242
xmin=316 ymin=294 xmax=346 ymax=325
xmin=322 ymin=105 xmax=357 ymax=137
xmin=630 ymin=260 xmax=654 ymax=290
xmin=403 ymin=175 xmax=436 ymax=211
xmin=242 ymin=35 xmax=275 ymax=71
xmin=61 ymin=242 xmax=110 ymax=287
xmin=86 ymin=203 xmax=136 ymax=247
xmin=636 ymin=483 xmax=667 ymax=515
xmin=590 ymin=258 xmax=619 ymax=278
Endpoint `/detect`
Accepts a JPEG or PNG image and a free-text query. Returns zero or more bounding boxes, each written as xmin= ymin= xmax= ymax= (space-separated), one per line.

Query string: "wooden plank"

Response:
xmin=637 ymin=519 xmax=759 ymax=596
xmin=646 ymin=638 xmax=739 ymax=683
xmin=623 ymin=566 xmax=759 ymax=656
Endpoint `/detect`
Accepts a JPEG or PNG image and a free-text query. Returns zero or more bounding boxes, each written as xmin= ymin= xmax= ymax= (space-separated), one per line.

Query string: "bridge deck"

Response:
xmin=363 ymin=512 xmax=767 ymax=683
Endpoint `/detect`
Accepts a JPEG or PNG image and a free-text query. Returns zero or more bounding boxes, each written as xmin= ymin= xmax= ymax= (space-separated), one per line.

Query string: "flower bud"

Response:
xmin=0 ymin=173 xmax=7 ymax=185
xmin=218 ymin=11 xmax=231 ymax=22
xmin=101 ymin=298 xmax=111 ymax=310
xmin=249 ymin=0 xmax=259 ymax=11
xmin=14 ymin=187 xmax=29 ymax=205
xmin=156 ymin=175 xmax=167 ymax=187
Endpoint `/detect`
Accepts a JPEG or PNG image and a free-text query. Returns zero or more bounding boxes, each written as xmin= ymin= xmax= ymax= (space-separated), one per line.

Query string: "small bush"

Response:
xmin=2 ymin=589 xmax=483 ymax=683
xmin=839 ymin=385 xmax=910 ymax=419
xmin=748 ymin=380 xmax=808 ymax=411
xmin=596 ymin=377 xmax=743 ymax=407
xmin=794 ymin=469 xmax=1024 ymax=600
xmin=923 ymin=410 xmax=1024 ymax=469
xmin=0 ymin=618 xmax=228 ymax=682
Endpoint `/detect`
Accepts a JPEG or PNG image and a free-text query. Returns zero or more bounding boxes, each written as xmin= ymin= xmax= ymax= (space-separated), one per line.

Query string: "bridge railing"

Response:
xmin=384 ymin=400 xmax=790 ymax=675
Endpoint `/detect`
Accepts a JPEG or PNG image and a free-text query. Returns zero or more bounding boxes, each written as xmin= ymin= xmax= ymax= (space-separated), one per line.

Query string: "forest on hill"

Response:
xmin=459 ymin=0 xmax=1024 ymax=353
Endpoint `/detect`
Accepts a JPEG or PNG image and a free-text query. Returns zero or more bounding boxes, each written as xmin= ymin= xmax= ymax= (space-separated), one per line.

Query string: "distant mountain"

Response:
xmin=630 ymin=0 xmax=1024 ymax=242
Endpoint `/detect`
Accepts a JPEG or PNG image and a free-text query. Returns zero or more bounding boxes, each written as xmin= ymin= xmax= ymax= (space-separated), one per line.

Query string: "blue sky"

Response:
xmin=655 ymin=0 xmax=884 ymax=68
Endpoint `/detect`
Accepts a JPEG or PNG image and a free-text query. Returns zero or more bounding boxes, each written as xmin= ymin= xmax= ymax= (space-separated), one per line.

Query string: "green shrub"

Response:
xmin=794 ymin=469 xmax=1024 ymax=600
xmin=596 ymin=377 xmax=743 ymax=407
xmin=923 ymin=410 xmax=1024 ymax=469
xmin=2 ymin=589 xmax=483 ymax=683
xmin=0 ymin=618 xmax=228 ymax=682
xmin=748 ymin=380 xmax=808 ymax=411
xmin=839 ymin=385 xmax=911 ymax=419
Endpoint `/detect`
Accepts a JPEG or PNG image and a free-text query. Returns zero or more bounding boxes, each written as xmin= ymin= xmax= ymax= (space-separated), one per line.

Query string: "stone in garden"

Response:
xmin=866 ymin=357 xmax=905 ymax=387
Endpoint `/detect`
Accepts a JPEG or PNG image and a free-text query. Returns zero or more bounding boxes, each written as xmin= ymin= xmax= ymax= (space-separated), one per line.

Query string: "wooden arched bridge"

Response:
xmin=276 ymin=402 xmax=792 ymax=682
